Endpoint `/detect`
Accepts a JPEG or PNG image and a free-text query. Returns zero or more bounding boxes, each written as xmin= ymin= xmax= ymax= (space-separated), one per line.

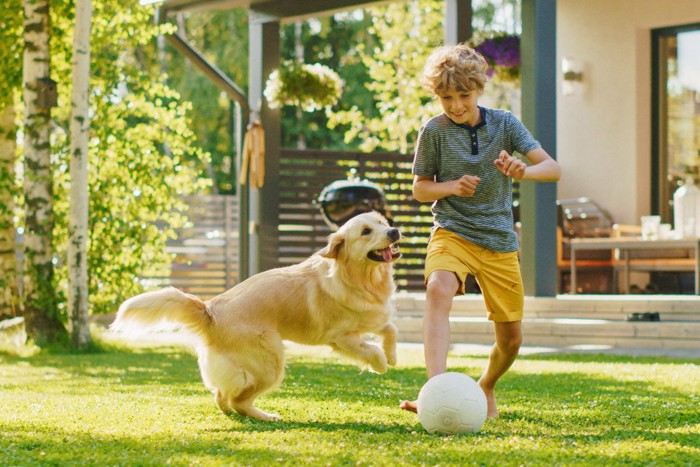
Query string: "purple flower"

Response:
xmin=475 ymin=34 xmax=520 ymax=79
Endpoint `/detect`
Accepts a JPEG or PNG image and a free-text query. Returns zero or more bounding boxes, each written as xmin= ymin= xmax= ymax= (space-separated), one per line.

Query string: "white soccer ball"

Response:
xmin=417 ymin=372 xmax=487 ymax=435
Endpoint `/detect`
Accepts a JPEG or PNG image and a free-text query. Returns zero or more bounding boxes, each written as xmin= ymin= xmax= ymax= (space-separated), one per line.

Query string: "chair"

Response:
xmin=557 ymin=226 xmax=613 ymax=294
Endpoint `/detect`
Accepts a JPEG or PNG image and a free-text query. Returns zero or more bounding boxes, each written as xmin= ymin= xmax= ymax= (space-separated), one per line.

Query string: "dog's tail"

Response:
xmin=110 ymin=287 xmax=211 ymax=337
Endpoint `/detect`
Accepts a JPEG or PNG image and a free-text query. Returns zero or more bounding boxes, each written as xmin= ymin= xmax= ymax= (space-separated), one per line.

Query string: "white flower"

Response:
xmin=264 ymin=60 xmax=343 ymax=112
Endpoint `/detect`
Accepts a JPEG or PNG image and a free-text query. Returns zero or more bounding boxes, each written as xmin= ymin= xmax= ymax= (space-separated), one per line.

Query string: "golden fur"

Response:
xmin=111 ymin=212 xmax=401 ymax=421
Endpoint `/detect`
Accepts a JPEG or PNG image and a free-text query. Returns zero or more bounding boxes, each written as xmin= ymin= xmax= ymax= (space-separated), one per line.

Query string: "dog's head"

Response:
xmin=318 ymin=211 xmax=401 ymax=263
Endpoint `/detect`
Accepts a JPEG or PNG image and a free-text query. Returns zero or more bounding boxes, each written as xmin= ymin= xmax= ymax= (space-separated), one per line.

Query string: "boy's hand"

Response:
xmin=451 ymin=174 xmax=480 ymax=197
xmin=494 ymin=150 xmax=527 ymax=180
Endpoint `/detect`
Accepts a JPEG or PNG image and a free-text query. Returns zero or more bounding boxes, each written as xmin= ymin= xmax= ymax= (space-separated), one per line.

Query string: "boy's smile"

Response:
xmin=438 ymin=88 xmax=481 ymax=126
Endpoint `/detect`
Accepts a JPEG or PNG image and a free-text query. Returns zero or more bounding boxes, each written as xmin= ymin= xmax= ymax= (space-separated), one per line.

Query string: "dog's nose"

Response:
xmin=387 ymin=228 xmax=400 ymax=242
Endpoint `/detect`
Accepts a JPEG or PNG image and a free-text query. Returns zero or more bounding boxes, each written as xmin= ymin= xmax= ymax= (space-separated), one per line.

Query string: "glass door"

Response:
xmin=652 ymin=24 xmax=700 ymax=223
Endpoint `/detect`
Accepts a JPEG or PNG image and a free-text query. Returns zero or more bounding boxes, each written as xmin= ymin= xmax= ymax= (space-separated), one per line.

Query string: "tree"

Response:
xmin=0 ymin=0 xmax=214 ymax=347
xmin=67 ymin=0 xmax=92 ymax=349
xmin=326 ymin=0 xmax=443 ymax=154
xmin=277 ymin=12 xmax=378 ymax=151
xmin=22 ymin=0 xmax=66 ymax=344
xmin=0 ymin=1 xmax=23 ymax=321
xmin=0 ymin=104 xmax=17 ymax=321
xmin=165 ymin=9 xmax=248 ymax=193
xmin=48 ymin=0 xmax=212 ymax=317
xmin=322 ymin=0 xmax=522 ymax=154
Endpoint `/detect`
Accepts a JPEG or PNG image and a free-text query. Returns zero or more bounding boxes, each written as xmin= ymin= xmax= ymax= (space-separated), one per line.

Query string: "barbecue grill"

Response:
xmin=317 ymin=178 xmax=389 ymax=230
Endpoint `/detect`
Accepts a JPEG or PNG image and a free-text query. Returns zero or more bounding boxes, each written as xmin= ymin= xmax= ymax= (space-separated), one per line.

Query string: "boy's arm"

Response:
xmin=494 ymin=148 xmax=561 ymax=182
xmin=412 ymin=174 xmax=481 ymax=203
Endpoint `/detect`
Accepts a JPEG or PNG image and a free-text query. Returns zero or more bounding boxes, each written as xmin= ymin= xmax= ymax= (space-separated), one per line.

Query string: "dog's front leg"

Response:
xmin=331 ymin=334 xmax=388 ymax=374
xmin=378 ymin=322 xmax=398 ymax=367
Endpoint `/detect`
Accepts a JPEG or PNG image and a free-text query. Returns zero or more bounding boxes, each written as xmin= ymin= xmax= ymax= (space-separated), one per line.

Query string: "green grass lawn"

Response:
xmin=1 ymin=332 xmax=698 ymax=466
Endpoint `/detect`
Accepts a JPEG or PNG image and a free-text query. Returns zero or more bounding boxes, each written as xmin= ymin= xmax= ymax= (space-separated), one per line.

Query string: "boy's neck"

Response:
xmin=452 ymin=106 xmax=484 ymax=128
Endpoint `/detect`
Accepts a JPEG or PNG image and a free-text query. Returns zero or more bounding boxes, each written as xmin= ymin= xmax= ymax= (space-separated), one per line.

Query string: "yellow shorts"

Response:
xmin=424 ymin=228 xmax=524 ymax=322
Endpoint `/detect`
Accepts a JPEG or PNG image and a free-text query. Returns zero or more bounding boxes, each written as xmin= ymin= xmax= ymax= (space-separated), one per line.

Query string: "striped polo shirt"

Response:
xmin=412 ymin=107 xmax=541 ymax=252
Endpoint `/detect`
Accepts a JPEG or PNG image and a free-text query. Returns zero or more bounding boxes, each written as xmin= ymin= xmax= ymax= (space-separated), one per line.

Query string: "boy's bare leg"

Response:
xmin=478 ymin=320 xmax=522 ymax=418
xmin=400 ymin=271 xmax=459 ymax=413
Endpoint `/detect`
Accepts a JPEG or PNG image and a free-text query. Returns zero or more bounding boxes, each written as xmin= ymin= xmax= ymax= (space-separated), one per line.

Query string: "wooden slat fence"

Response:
xmin=149 ymin=150 xmax=435 ymax=297
xmin=143 ymin=195 xmax=239 ymax=300
xmin=278 ymin=148 xmax=433 ymax=292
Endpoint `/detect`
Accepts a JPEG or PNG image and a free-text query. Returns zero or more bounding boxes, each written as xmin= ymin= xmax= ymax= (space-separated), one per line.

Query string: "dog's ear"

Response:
xmin=319 ymin=231 xmax=344 ymax=259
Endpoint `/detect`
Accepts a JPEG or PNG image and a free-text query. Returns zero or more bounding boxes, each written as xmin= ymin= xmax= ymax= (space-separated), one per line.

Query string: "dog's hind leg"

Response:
xmin=214 ymin=389 xmax=233 ymax=413
xmin=198 ymin=348 xmax=254 ymax=415
xmin=206 ymin=357 xmax=281 ymax=420
xmin=231 ymin=395 xmax=281 ymax=421
xmin=231 ymin=374 xmax=285 ymax=421
xmin=229 ymin=330 xmax=286 ymax=421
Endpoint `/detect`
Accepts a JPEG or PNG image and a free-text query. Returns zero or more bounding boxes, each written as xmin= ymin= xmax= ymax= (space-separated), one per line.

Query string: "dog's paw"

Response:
xmin=258 ymin=412 xmax=282 ymax=422
xmin=369 ymin=352 xmax=388 ymax=374
xmin=370 ymin=362 xmax=388 ymax=374
xmin=237 ymin=407 xmax=282 ymax=421
xmin=385 ymin=349 xmax=397 ymax=367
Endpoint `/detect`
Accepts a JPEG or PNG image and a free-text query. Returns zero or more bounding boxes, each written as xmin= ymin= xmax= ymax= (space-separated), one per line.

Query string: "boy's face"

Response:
xmin=438 ymin=88 xmax=480 ymax=126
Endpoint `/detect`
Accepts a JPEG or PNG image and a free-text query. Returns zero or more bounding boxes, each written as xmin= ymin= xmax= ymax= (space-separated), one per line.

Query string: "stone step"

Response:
xmin=394 ymin=293 xmax=700 ymax=321
xmin=394 ymin=316 xmax=700 ymax=350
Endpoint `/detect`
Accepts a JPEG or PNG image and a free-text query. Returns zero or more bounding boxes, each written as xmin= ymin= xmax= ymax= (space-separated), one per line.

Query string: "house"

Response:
xmin=151 ymin=0 xmax=700 ymax=296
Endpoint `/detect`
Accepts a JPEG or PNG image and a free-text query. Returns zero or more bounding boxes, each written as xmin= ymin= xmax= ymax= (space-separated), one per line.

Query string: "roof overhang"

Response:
xmin=144 ymin=0 xmax=400 ymax=22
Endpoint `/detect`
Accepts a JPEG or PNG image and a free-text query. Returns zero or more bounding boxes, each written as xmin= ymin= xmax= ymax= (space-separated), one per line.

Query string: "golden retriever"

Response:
xmin=110 ymin=211 xmax=401 ymax=421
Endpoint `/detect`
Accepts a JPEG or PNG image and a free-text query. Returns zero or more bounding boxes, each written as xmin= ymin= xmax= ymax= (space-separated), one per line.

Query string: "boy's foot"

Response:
xmin=402 ymin=395 xmax=498 ymax=418
xmin=479 ymin=384 xmax=499 ymax=419
xmin=399 ymin=400 xmax=418 ymax=413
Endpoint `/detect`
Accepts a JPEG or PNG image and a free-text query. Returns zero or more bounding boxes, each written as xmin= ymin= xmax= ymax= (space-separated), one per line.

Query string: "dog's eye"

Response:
xmin=361 ymin=228 xmax=372 ymax=236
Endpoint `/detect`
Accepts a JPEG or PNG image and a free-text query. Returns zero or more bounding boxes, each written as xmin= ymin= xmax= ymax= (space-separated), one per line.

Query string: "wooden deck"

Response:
xmin=393 ymin=293 xmax=700 ymax=354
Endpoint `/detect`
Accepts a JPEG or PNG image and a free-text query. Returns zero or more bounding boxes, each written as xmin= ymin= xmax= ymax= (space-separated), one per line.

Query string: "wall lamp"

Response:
xmin=562 ymin=57 xmax=583 ymax=96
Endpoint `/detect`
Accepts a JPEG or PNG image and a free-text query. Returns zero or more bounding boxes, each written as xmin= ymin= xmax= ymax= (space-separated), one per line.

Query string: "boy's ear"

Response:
xmin=319 ymin=232 xmax=344 ymax=259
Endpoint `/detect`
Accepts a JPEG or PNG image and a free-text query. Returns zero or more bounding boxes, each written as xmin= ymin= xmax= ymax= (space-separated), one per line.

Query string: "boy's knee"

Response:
xmin=425 ymin=275 xmax=458 ymax=300
xmin=499 ymin=333 xmax=522 ymax=354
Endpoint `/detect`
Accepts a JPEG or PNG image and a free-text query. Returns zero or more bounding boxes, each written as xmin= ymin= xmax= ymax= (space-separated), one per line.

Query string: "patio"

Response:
xmin=393 ymin=293 xmax=700 ymax=354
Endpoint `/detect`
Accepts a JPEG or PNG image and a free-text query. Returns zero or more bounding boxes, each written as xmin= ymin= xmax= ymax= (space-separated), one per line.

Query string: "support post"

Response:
xmin=248 ymin=14 xmax=281 ymax=275
xmin=520 ymin=0 xmax=558 ymax=296
xmin=444 ymin=0 xmax=472 ymax=45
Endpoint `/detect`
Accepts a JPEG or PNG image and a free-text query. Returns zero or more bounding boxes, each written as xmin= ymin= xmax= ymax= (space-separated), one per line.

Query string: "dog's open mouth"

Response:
xmin=368 ymin=243 xmax=401 ymax=263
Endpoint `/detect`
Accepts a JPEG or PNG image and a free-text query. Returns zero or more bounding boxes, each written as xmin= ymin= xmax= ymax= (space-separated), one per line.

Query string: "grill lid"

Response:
xmin=317 ymin=178 xmax=388 ymax=230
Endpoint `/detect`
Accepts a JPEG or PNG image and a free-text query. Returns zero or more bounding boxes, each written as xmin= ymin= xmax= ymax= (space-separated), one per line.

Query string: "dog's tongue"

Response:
xmin=381 ymin=247 xmax=392 ymax=262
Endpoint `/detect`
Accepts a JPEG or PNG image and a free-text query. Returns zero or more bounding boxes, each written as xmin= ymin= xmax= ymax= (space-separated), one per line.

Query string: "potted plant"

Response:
xmin=264 ymin=60 xmax=343 ymax=112
xmin=474 ymin=34 xmax=520 ymax=81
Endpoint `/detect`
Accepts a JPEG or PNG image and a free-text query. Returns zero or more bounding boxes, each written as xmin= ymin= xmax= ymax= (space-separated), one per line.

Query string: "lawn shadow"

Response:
xmin=520 ymin=352 xmax=700 ymax=365
xmin=478 ymin=368 xmax=700 ymax=451
xmin=0 ymin=343 xmax=203 ymax=390
xmin=3 ymin=340 xmax=697 ymax=456
xmin=0 ymin=421 xmax=298 ymax=466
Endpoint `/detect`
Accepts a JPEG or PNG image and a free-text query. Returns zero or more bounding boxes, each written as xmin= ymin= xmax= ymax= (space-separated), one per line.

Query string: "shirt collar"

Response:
xmin=452 ymin=106 xmax=487 ymax=130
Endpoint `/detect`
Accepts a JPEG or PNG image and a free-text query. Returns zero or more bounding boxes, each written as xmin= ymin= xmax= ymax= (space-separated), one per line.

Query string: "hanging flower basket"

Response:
xmin=474 ymin=34 xmax=520 ymax=81
xmin=264 ymin=60 xmax=343 ymax=112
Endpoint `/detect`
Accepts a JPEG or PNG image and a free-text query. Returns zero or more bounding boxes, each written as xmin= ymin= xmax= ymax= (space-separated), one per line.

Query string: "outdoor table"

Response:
xmin=569 ymin=237 xmax=700 ymax=294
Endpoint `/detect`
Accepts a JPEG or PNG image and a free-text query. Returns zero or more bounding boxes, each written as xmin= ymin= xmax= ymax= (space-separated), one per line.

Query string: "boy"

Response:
xmin=400 ymin=43 xmax=560 ymax=418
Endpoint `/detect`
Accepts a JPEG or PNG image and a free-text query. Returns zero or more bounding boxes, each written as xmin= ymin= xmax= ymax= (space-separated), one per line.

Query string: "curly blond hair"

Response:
xmin=421 ymin=43 xmax=489 ymax=96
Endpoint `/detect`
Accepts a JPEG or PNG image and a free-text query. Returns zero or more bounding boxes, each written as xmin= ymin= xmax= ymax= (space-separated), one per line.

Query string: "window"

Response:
xmin=652 ymin=24 xmax=700 ymax=223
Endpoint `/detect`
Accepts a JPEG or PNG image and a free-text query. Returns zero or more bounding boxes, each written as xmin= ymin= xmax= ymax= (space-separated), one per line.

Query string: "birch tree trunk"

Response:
xmin=0 ymin=103 xmax=18 ymax=320
xmin=22 ymin=0 xmax=65 ymax=343
xmin=68 ymin=0 xmax=92 ymax=349
xmin=294 ymin=21 xmax=306 ymax=150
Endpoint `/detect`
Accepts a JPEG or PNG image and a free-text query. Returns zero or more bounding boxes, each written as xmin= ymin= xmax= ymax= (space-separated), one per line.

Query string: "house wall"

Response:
xmin=557 ymin=0 xmax=700 ymax=225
